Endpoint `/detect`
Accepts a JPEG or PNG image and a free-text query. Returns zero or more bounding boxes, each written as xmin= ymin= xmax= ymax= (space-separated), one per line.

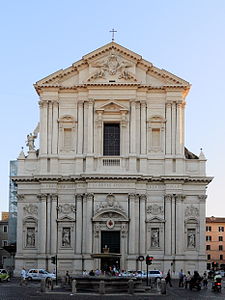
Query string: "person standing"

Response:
xmin=185 ymin=271 xmax=192 ymax=289
xmin=20 ymin=267 xmax=27 ymax=286
xmin=165 ymin=269 xmax=172 ymax=287
xmin=178 ymin=269 xmax=184 ymax=287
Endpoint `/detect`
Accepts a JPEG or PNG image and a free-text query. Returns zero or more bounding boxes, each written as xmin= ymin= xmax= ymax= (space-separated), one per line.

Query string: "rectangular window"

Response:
xmin=220 ymin=255 xmax=223 ymax=260
xmin=219 ymin=236 xmax=223 ymax=241
xmin=206 ymin=245 xmax=211 ymax=250
xmin=206 ymin=226 xmax=211 ymax=232
xmin=3 ymin=226 xmax=8 ymax=233
xmin=218 ymin=226 xmax=224 ymax=232
xmin=219 ymin=245 xmax=223 ymax=251
xmin=64 ymin=128 xmax=72 ymax=150
xmin=206 ymin=236 xmax=212 ymax=241
xmin=103 ymin=123 xmax=120 ymax=156
xmin=2 ymin=240 xmax=8 ymax=247
xmin=207 ymin=254 xmax=211 ymax=260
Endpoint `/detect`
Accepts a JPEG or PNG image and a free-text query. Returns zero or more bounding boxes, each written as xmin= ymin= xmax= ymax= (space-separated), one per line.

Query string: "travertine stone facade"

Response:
xmin=13 ymin=42 xmax=212 ymax=275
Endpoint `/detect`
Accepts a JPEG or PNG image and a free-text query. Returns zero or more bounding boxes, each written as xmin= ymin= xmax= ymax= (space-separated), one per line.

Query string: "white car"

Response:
xmin=26 ymin=269 xmax=56 ymax=281
xmin=145 ymin=270 xmax=163 ymax=279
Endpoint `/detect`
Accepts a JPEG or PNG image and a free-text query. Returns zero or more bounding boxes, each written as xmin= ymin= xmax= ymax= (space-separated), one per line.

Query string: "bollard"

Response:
xmin=50 ymin=279 xmax=54 ymax=290
xmin=40 ymin=278 xmax=46 ymax=292
xmin=128 ymin=279 xmax=134 ymax=294
xmin=61 ymin=276 xmax=66 ymax=288
xmin=99 ymin=280 xmax=105 ymax=294
xmin=160 ymin=278 xmax=166 ymax=294
xmin=156 ymin=278 xmax=161 ymax=292
xmin=72 ymin=279 xmax=77 ymax=293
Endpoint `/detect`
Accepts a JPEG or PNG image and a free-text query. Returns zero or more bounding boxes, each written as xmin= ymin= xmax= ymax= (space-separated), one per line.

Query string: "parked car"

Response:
xmin=26 ymin=269 xmax=56 ymax=281
xmin=146 ymin=270 xmax=163 ymax=279
xmin=0 ymin=269 xmax=10 ymax=282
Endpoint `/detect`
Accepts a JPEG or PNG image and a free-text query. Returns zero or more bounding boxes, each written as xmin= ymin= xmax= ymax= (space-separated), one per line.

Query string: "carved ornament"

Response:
xmin=23 ymin=204 xmax=38 ymax=216
xmin=96 ymin=194 xmax=124 ymax=213
xmin=147 ymin=204 xmax=164 ymax=215
xmin=89 ymin=51 xmax=135 ymax=81
xmin=185 ymin=205 xmax=199 ymax=217
xmin=57 ymin=203 xmax=76 ymax=214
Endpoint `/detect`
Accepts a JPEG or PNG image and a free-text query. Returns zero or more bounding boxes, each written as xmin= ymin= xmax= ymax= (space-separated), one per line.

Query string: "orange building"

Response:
xmin=206 ymin=217 xmax=225 ymax=270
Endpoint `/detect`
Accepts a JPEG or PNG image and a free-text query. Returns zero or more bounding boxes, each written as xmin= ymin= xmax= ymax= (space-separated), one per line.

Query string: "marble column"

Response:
xmin=52 ymin=101 xmax=59 ymax=155
xmin=76 ymin=194 xmax=83 ymax=254
xmin=128 ymin=194 xmax=136 ymax=254
xmin=134 ymin=194 xmax=140 ymax=253
xmin=165 ymin=103 xmax=172 ymax=155
xmin=47 ymin=101 xmax=53 ymax=154
xmin=16 ymin=195 xmax=25 ymax=254
xmin=77 ymin=101 xmax=84 ymax=154
xmin=96 ymin=112 xmax=103 ymax=156
xmin=171 ymin=102 xmax=176 ymax=155
xmin=140 ymin=101 xmax=147 ymax=155
xmin=171 ymin=195 xmax=176 ymax=255
xmin=164 ymin=194 xmax=172 ymax=255
xmin=139 ymin=194 xmax=146 ymax=254
xmin=38 ymin=194 xmax=47 ymax=254
xmin=39 ymin=101 xmax=48 ymax=155
xmin=46 ymin=195 xmax=51 ymax=254
xmin=87 ymin=100 xmax=94 ymax=155
xmin=176 ymin=103 xmax=183 ymax=155
xmin=82 ymin=194 xmax=87 ymax=253
xmin=86 ymin=193 xmax=93 ymax=254
xmin=175 ymin=195 xmax=185 ymax=254
xmin=199 ymin=195 xmax=207 ymax=255
xmin=130 ymin=100 xmax=136 ymax=154
xmin=51 ymin=194 xmax=58 ymax=254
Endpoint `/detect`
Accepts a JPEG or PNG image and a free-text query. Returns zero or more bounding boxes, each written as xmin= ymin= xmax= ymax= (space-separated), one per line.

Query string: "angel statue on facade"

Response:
xmin=26 ymin=123 xmax=39 ymax=151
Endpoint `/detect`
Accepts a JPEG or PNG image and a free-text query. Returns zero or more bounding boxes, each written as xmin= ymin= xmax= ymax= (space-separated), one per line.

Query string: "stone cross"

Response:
xmin=110 ymin=28 xmax=117 ymax=41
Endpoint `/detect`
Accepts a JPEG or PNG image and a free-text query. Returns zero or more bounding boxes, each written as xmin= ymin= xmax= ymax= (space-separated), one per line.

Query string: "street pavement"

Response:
xmin=0 ymin=278 xmax=225 ymax=299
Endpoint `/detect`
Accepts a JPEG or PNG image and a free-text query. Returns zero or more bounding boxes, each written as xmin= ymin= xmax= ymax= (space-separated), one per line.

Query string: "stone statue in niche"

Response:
xmin=151 ymin=228 xmax=159 ymax=247
xmin=187 ymin=230 xmax=196 ymax=248
xmin=62 ymin=228 xmax=71 ymax=247
xmin=26 ymin=228 xmax=35 ymax=247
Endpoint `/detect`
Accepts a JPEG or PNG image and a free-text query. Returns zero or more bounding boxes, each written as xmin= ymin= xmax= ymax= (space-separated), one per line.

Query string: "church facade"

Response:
xmin=14 ymin=42 xmax=212 ymax=275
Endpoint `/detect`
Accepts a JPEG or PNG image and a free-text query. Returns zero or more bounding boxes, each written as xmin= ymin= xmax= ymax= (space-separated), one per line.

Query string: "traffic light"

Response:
xmin=51 ymin=256 xmax=56 ymax=264
xmin=146 ymin=255 xmax=154 ymax=265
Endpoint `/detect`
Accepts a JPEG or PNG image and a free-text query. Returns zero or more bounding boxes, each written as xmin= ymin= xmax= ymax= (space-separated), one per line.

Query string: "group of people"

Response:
xmin=165 ymin=269 xmax=223 ymax=290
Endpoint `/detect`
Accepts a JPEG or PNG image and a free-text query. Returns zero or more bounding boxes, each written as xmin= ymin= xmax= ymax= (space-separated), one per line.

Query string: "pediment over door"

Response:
xmin=92 ymin=210 xmax=129 ymax=222
xmin=95 ymin=101 xmax=128 ymax=115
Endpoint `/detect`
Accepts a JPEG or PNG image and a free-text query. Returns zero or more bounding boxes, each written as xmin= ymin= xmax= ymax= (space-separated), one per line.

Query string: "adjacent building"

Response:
xmin=206 ymin=216 xmax=225 ymax=270
xmin=0 ymin=212 xmax=10 ymax=268
xmin=13 ymin=42 xmax=212 ymax=275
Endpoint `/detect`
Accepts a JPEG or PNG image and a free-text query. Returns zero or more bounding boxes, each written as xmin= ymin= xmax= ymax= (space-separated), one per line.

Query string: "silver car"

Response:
xmin=26 ymin=269 xmax=56 ymax=281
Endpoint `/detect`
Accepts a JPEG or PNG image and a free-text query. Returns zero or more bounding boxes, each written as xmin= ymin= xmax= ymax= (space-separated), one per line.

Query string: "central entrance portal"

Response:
xmin=101 ymin=231 xmax=120 ymax=270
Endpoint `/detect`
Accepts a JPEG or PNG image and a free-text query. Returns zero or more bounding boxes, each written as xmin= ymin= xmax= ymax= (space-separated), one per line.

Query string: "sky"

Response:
xmin=0 ymin=0 xmax=224 ymax=216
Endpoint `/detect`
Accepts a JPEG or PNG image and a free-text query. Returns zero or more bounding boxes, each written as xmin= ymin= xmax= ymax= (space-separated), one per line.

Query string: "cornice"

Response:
xmin=12 ymin=174 xmax=213 ymax=184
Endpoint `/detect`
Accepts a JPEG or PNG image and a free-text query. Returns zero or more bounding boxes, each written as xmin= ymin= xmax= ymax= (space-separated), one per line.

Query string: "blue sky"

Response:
xmin=0 ymin=0 xmax=224 ymax=216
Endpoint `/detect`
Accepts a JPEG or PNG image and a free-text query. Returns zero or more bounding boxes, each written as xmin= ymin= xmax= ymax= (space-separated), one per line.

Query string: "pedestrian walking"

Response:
xmin=165 ymin=269 xmax=172 ymax=287
xmin=20 ymin=267 xmax=27 ymax=286
xmin=178 ymin=269 xmax=184 ymax=287
xmin=203 ymin=271 xmax=208 ymax=288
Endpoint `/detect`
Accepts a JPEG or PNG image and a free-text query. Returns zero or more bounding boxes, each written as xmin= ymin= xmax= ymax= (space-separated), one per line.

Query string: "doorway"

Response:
xmin=101 ymin=231 xmax=120 ymax=270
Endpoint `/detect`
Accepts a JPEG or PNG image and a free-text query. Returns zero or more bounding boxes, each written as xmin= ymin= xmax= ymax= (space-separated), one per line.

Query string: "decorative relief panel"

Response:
xmin=96 ymin=194 xmax=125 ymax=213
xmin=57 ymin=204 xmax=76 ymax=215
xmin=147 ymin=204 xmax=164 ymax=215
xmin=23 ymin=204 xmax=38 ymax=216
xmin=89 ymin=51 xmax=135 ymax=81
xmin=185 ymin=205 xmax=199 ymax=217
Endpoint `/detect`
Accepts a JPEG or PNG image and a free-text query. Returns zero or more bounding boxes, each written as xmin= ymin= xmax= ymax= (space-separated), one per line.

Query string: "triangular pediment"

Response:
xmin=34 ymin=42 xmax=190 ymax=95
xmin=96 ymin=101 xmax=128 ymax=114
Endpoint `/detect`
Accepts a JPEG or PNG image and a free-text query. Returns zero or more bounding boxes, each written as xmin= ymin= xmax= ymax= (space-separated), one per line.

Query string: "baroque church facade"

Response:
xmin=14 ymin=42 xmax=212 ymax=275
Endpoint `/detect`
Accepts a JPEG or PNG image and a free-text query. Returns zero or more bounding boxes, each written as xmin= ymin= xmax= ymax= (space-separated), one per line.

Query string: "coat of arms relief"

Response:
xmin=89 ymin=51 xmax=136 ymax=81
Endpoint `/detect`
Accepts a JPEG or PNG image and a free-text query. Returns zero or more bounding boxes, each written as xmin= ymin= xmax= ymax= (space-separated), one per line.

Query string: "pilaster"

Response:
xmin=164 ymin=194 xmax=172 ymax=255
xmin=139 ymin=194 xmax=146 ymax=254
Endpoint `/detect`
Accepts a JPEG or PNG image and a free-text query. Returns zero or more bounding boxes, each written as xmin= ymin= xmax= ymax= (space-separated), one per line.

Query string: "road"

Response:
xmin=0 ymin=279 xmax=224 ymax=299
